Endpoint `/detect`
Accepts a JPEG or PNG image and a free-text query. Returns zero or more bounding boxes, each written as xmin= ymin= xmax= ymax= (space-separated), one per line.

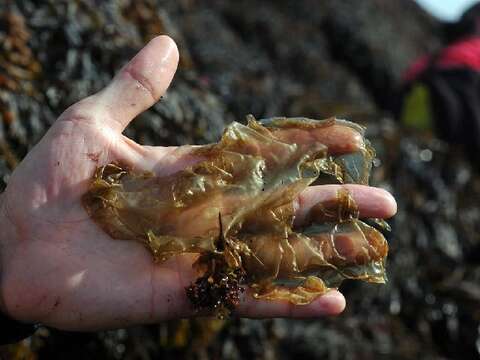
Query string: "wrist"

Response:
xmin=0 ymin=192 xmax=37 ymax=344
xmin=0 ymin=191 xmax=14 ymax=315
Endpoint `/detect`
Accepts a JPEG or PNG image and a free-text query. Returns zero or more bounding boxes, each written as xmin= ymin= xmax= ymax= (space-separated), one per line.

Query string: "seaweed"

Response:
xmin=82 ymin=116 xmax=388 ymax=314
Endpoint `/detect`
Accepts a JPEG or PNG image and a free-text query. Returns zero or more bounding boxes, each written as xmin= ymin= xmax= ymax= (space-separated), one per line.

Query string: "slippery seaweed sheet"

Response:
xmin=83 ymin=116 xmax=388 ymax=306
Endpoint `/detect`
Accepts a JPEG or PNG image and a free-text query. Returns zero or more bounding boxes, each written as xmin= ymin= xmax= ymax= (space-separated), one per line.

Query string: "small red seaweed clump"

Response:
xmin=83 ymin=116 xmax=389 ymax=315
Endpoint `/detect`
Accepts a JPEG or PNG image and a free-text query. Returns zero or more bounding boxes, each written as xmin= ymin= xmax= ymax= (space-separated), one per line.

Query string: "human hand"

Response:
xmin=0 ymin=36 xmax=396 ymax=331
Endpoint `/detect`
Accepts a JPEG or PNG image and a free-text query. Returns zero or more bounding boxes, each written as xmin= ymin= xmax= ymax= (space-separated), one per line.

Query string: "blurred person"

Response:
xmin=0 ymin=36 xmax=397 ymax=344
xmin=399 ymin=2 xmax=480 ymax=163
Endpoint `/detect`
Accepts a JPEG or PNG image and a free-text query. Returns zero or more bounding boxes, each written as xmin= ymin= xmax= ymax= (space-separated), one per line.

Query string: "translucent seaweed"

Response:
xmin=82 ymin=116 xmax=388 ymax=306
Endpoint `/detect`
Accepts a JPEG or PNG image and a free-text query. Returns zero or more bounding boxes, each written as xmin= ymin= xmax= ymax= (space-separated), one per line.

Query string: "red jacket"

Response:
xmin=403 ymin=36 xmax=480 ymax=83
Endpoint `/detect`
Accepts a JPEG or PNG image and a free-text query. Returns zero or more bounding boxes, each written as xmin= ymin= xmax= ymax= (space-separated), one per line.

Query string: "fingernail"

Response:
xmin=318 ymin=290 xmax=346 ymax=315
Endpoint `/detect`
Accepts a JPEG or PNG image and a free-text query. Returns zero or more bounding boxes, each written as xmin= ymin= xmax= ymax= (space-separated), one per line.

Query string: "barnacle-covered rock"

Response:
xmin=82 ymin=116 xmax=388 ymax=312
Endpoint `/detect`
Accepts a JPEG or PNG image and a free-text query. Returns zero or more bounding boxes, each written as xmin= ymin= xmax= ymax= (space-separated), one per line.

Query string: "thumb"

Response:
xmin=59 ymin=35 xmax=179 ymax=133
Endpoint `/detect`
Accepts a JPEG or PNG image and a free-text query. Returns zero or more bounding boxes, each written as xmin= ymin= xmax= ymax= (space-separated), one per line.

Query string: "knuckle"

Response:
xmin=123 ymin=66 xmax=156 ymax=101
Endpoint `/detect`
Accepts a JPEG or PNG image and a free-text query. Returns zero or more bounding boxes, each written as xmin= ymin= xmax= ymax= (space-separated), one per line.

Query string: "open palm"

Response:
xmin=0 ymin=36 xmax=396 ymax=331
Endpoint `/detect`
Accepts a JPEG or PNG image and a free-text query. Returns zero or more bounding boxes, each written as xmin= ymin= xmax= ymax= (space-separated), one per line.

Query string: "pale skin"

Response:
xmin=0 ymin=36 xmax=397 ymax=331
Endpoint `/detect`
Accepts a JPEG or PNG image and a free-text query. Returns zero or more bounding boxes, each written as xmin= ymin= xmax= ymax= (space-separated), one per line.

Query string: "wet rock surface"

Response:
xmin=1 ymin=1 xmax=478 ymax=360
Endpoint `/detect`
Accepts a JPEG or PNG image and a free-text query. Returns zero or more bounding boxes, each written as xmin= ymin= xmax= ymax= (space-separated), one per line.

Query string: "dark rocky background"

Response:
xmin=1 ymin=1 xmax=479 ymax=359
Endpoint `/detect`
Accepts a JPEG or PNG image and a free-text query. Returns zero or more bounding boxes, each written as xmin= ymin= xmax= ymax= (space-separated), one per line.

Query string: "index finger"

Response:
xmin=271 ymin=123 xmax=365 ymax=155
